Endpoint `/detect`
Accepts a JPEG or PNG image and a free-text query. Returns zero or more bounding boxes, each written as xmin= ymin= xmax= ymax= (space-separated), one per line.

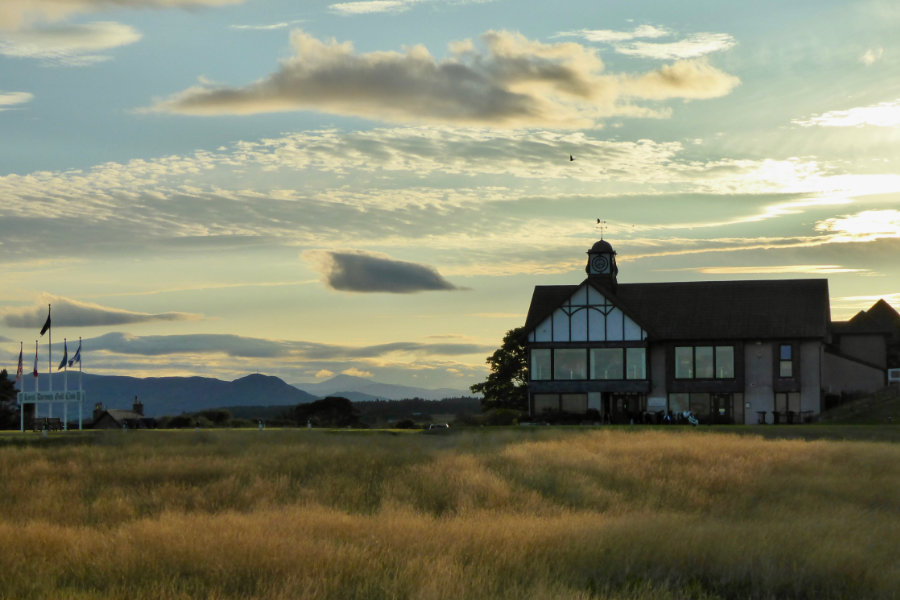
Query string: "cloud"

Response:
xmin=558 ymin=26 xmax=735 ymax=59
xmin=558 ymin=25 xmax=670 ymax=43
xmin=0 ymin=21 xmax=142 ymax=65
xmin=815 ymin=209 xmax=900 ymax=242
xmin=80 ymin=331 xmax=490 ymax=359
xmin=861 ymin=47 xmax=884 ymax=66
xmin=330 ymin=0 xmax=425 ymax=15
xmin=2 ymin=295 xmax=201 ymax=329
xmin=0 ymin=90 xmax=33 ymax=110
xmin=793 ymin=100 xmax=900 ymax=128
xmin=306 ymin=250 xmax=463 ymax=293
xmin=0 ymin=0 xmax=245 ymax=30
xmin=622 ymin=58 xmax=740 ymax=100
xmin=143 ymin=29 xmax=740 ymax=127
xmin=231 ymin=20 xmax=305 ymax=31
xmin=342 ymin=367 xmax=373 ymax=377
xmin=614 ymin=33 xmax=736 ymax=60
xmin=669 ymin=265 xmax=868 ymax=275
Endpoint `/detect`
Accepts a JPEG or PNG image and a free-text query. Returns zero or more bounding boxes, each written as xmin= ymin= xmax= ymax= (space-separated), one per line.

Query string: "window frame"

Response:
xmin=674 ymin=345 xmax=736 ymax=380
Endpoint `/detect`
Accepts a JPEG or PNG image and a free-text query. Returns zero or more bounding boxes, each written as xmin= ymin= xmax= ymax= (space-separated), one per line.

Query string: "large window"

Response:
xmin=626 ymin=348 xmax=646 ymax=380
xmin=531 ymin=349 xmax=552 ymax=381
xmin=674 ymin=345 xmax=735 ymax=380
xmin=554 ymin=349 xmax=587 ymax=380
xmin=530 ymin=346 xmax=647 ymax=381
xmin=590 ymin=348 xmax=623 ymax=380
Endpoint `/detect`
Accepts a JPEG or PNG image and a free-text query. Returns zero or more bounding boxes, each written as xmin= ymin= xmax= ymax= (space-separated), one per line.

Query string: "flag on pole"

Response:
xmin=58 ymin=340 xmax=68 ymax=371
xmin=40 ymin=310 xmax=51 ymax=336
xmin=69 ymin=339 xmax=82 ymax=367
xmin=16 ymin=344 xmax=23 ymax=388
xmin=33 ymin=342 xmax=39 ymax=377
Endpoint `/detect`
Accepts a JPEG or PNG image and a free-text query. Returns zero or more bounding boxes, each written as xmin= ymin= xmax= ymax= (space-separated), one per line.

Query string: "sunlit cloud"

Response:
xmin=330 ymin=0 xmax=426 ymax=15
xmin=793 ymin=100 xmax=900 ymax=128
xmin=557 ymin=26 xmax=735 ymax=59
xmin=667 ymin=265 xmax=868 ymax=275
xmin=231 ymin=22 xmax=290 ymax=31
xmin=143 ymin=29 xmax=739 ymax=127
xmin=0 ymin=0 xmax=245 ymax=30
xmin=0 ymin=21 xmax=142 ymax=65
xmin=0 ymin=90 xmax=32 ymax=109
xmin=342 ymin=367 xmax=374 ymax=377
xmin=815 ymin=209 xmax=900 ymax=242
xmin=860 ymin=47 xmax=884 ymax=65
xmin=616 ymin=33 xmax=736 ymax=60
xmin=557 ymin=25 xmax=670 ymax=43
xmin=2 ymin=295 xmax=201 ymax=329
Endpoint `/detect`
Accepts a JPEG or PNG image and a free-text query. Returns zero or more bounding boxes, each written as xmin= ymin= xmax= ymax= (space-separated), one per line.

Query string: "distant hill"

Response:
xmin=16 ymin=372 xmax=316 ymax=418
xmin=293 ymin=374 xmax=473 ymax=401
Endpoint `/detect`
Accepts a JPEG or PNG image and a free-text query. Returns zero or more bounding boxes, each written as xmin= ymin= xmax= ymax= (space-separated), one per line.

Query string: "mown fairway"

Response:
xmin=1 ymin=427 xmax=897 ymax=599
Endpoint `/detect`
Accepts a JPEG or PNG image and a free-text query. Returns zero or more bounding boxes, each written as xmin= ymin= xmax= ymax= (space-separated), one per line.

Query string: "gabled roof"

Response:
xmin=105 ymin=409 xmax=145 ymax=422
xmin=837 ymin=299 xmax=900 ymax=339
xmin=525 ymin=278 xmax=831 ymax=341
xmin=856 ymin=299 xmax=900 ymax=330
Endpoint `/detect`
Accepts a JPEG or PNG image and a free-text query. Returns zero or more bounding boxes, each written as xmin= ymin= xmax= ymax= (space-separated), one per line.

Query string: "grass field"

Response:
xmin=0 ymin=426 xmax=898 ymax=599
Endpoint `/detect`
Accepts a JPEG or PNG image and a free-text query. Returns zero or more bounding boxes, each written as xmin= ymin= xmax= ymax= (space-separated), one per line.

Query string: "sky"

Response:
xmin=2 ymin=0 xmax=899 ymax=391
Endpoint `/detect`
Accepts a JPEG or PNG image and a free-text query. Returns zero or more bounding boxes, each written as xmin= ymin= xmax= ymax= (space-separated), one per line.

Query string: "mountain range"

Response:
xmin=291 ymin=374 xmax=472 ymax=402
xmin=12 ymin=372 xmax=474 ymax=418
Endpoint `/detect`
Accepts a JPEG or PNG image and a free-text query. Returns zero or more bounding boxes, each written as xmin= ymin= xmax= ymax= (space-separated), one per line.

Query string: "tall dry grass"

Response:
xmin=0 ymin=428 xmax=897 ymax=599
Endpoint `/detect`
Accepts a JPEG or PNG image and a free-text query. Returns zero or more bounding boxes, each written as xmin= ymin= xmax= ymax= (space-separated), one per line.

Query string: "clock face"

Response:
xmin=590 ymin=254 xmax=610 ymax=273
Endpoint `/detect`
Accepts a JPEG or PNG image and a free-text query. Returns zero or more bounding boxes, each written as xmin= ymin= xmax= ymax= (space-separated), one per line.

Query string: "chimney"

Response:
xmin=93 ymin=402 xmax=104 ymax=423
xmin=132 ymin=396 xmax=144 ymax=416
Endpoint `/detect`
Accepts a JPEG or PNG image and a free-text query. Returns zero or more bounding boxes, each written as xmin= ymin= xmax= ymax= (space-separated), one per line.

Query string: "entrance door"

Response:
xmin=711 ymin=393 xmax=733 ymax=424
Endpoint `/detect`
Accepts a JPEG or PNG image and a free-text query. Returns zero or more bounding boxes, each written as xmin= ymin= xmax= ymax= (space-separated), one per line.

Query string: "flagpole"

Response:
xmin=47 ymin=304 xmax=52 ymax=418
xmin=63 ymin=338 xmax=68 ymax=431
xmin=33 ymin=340 xmax=38 ymax=425
xmin=78 ymin=337 xmax=83 ymax=430
xmin=18 ymin=341 xmax=23 ymax=432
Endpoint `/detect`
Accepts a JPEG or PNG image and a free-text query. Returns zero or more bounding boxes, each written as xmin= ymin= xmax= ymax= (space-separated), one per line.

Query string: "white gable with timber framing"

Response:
xmin=527 ymin=283 xmax=647 ymax=343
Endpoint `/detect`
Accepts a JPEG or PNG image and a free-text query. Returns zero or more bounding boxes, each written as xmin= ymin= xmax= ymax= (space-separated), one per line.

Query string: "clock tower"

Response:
xmin=585 ymin=239 xmax=618 ymax=289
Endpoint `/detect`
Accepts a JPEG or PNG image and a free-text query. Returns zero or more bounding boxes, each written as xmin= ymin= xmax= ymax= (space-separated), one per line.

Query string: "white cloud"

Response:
xmin=143 ymin=29 xmax=739 ymax=127
xmin=674 ymin=265 xmax=868 ymax=275
xmin=815 ymin=209 xmax=900 ymax=242
xmin=0 ymin=90 xmax=33 ymax=109
xmin=615 ymin=33 xmax=736 ymax=60
xmin=861 ymin=47 xmax=884 ymax=66
xmin=0 ymin=21 xmax=142 ymax=65
xmin=558 ymin=26 xmax=735 ymax=59
xmin=330 ymin=0 xmax=425 ymax=15
xmin=793 ymin=100 xmax=900 ymax=128
xmin=0 ymin=0 xmax=245 ymax=30
xmin=557 ymin=25 xmax=670 ymax=43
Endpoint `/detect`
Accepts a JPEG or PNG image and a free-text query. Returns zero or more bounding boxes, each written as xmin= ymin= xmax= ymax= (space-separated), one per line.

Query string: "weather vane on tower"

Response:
xmin=596 ymin=218 xmax=607 ymax=240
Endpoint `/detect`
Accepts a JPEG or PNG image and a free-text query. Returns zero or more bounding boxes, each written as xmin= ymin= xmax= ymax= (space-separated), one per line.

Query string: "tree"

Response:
xmin=291 ymin=396 xmax=361 ymax=428
xmin=0 ymin=369 xmax=19 ymax=429
xmin=470 ymin=327 xmax=528 ymax=412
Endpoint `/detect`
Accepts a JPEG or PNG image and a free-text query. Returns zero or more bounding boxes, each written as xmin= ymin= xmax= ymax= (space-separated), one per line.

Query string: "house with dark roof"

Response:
xmin=523 ymin=239 xmax=892 ymax=424
xmin=92 ymin=397 xmax=157 ymax=429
